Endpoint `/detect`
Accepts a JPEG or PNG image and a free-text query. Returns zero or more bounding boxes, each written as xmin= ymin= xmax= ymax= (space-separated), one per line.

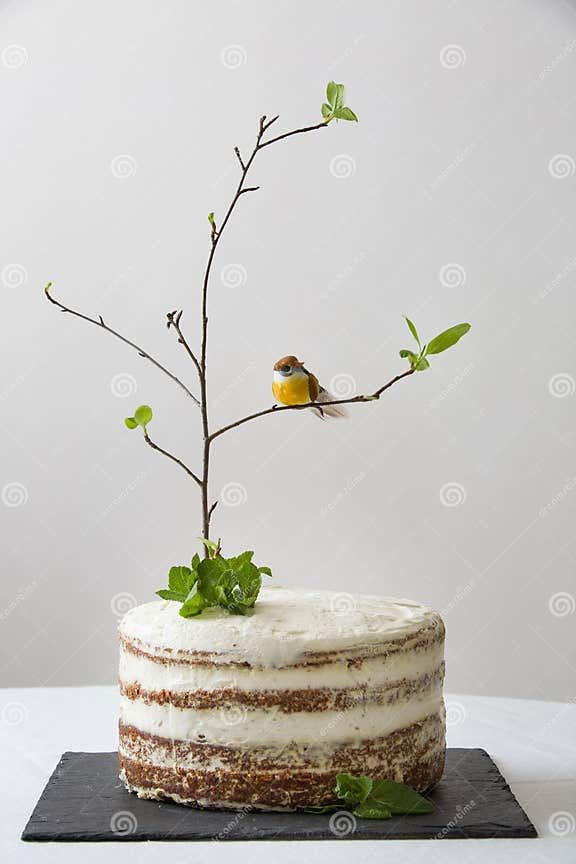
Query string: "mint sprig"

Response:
xmin=304 ymin=772 xmax=434 ymax=820
xmin=321 ymin=81 xmax=358 ymax=123
xmin=400 ymin=317 xmax=470 ymax=371
xmin=156 ymin=540 xmax=272 ymax=618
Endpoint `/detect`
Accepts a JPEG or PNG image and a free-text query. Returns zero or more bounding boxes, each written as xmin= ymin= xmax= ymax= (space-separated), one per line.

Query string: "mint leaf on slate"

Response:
xmin=353 ymin=801 xmax=392 ymax=819
xmin=370 ymin=779 xmax=434 ymax=814
xmin=335 ymin=773 xmax=373 ymax=804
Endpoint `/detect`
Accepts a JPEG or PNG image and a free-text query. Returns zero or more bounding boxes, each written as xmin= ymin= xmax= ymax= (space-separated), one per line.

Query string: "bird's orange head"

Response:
xmin=273 ymin=355 xmax=305 ymax=375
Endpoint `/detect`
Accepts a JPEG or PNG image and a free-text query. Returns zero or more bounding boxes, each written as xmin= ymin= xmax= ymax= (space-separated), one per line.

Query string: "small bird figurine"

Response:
xmin=272 ymin=355 xmax=347 ymax=418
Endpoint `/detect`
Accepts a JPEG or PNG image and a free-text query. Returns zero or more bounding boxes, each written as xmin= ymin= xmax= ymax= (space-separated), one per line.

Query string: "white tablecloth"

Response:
xmin=2 ymin=687 xmax=575 ymax=862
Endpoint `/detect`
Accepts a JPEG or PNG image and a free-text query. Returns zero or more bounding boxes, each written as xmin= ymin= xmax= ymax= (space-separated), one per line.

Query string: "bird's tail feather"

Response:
xmin=311 ymin=388 xmax=348 ymax=419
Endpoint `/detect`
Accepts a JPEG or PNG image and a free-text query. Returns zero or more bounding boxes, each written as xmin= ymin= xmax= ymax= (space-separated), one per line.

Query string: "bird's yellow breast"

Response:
xmin=272 ymin=376 xmax=311 ymax=405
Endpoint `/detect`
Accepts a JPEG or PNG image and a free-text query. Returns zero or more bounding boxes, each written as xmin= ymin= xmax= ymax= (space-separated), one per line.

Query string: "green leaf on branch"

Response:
xmin=404 ymin=316 xmax=421 ymax=348
xmin=127 ymin=405 xmax=153 ymax=428
xmin=207 ymin=211 xmax=215 ymax=226
xmin=322 ymin=81 xmax=358 ymax=122
xmin=426 ymin=323 xmax=471 ymax=355
xmin=414 ymin=357 xmax=430 ymax=371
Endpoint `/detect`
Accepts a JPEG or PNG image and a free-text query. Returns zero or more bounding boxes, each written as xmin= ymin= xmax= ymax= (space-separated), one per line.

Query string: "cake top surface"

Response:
xmin=120 ymin=585 xmax=442 ymax=667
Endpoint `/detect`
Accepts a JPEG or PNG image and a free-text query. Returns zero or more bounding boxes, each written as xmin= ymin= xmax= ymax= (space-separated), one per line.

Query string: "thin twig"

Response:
xmin=259 ymin=120 xmax=328 ymax=149
xmin=44 ymin=284 xmax=200 ymax=405
xmin=143 ymin=430 xmax=202 ymax=486
xmin=209 ymin=369 xmax=415 ymax=442
xmin=208 ymin=500 xmax=219 ymax=520
xmin=166 ymin=309 xmax=201 ymax=378
xmin=234 ymin=147 xmax=245 ymax=171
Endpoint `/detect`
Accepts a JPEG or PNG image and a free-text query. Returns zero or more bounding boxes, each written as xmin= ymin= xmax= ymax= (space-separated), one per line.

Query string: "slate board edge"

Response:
xmin=21 ymin=748 xmax=538 ymax=843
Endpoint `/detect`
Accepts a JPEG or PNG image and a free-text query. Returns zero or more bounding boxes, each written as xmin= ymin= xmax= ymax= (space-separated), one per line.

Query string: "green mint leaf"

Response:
xmin=370 ymin=780 xmax=434 ymax=814
xmin=335 ymin=106 xmax=358 ymax=122
xmin=414 ymin=357 xmax=430 ymax=371
xmin=335 ymin=773 xmax=373 ymax=805
xmin=426 ymin=323 xmax=471 ymax=355
xmin=321 ymin=103 xmax=333 ymax=120
xmin=124 ymin=417 xmax=138 ymax=429
xmin=156 ymin=589 xmax=187 ymax=602
xmin=354 ymin=801 xmax=392 ymax=819
xmin=404 ymin=316 xmax=421 ymax=348
xmin=134 ymin=404 xmax=153 ymax=426
xmin=168 ymin=565 xmax=195 ymax=595
xmin=200 ymin=537 xmax=219 ymax=554
xmin=326 ymin=81 xmax=338 ymax=107
xmin=179 ymin=584 xmax=206 ymax=617
xmin=258 ymin=566 xmax=272 ymax=577
xmin=191 ymin=553 xmax=201 ymax=571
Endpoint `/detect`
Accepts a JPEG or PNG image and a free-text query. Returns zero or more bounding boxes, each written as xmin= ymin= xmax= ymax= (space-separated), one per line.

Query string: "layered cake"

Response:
xmin=119 ymin=585 xmax=445 ymax=810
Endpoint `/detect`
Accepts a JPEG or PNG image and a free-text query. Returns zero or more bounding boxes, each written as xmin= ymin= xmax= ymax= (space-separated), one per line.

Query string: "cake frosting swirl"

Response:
xmin=119 ymin=585 xmax=446 ymax=809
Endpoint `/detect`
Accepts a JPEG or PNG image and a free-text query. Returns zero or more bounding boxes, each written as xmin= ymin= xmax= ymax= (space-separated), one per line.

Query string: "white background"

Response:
xmin=1 ymin=0 xmax=575 ymax=699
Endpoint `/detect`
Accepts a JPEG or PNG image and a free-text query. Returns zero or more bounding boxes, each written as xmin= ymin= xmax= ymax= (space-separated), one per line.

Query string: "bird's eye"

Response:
xmin=280 ymin=364 xmax=291 ymax=373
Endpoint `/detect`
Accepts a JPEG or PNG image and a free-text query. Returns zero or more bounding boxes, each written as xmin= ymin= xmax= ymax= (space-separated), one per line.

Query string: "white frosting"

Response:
xmin=119 ymin=585 xmax=441 ymax=668
xmin=119 ymin=691 xmax=444 ymax=746
xmin=119 ymin=640 xmax=444 ymax=693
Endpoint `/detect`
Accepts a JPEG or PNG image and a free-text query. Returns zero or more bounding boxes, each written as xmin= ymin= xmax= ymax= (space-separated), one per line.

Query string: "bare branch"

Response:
xmin=44 ymin=283 xmax=200 ymax=406
xmin=143 ymin=430 xmax=202 ymax=486
xmin=209 ymin=369 xmax=415 ymax=442
xmin=234 ymin=147 xmax=245 ymax=171
xmin=166 ymin=309 xmax=202 ymax=378
xmin=208 ymin=500 xmax=218 ymax=520
xmin=259 ymin=120 xmax=328 ymax=149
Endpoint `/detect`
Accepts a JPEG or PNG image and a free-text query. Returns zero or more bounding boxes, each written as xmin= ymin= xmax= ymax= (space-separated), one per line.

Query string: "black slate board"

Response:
xmin=22 ymin=748 xmax=536 ymax=842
